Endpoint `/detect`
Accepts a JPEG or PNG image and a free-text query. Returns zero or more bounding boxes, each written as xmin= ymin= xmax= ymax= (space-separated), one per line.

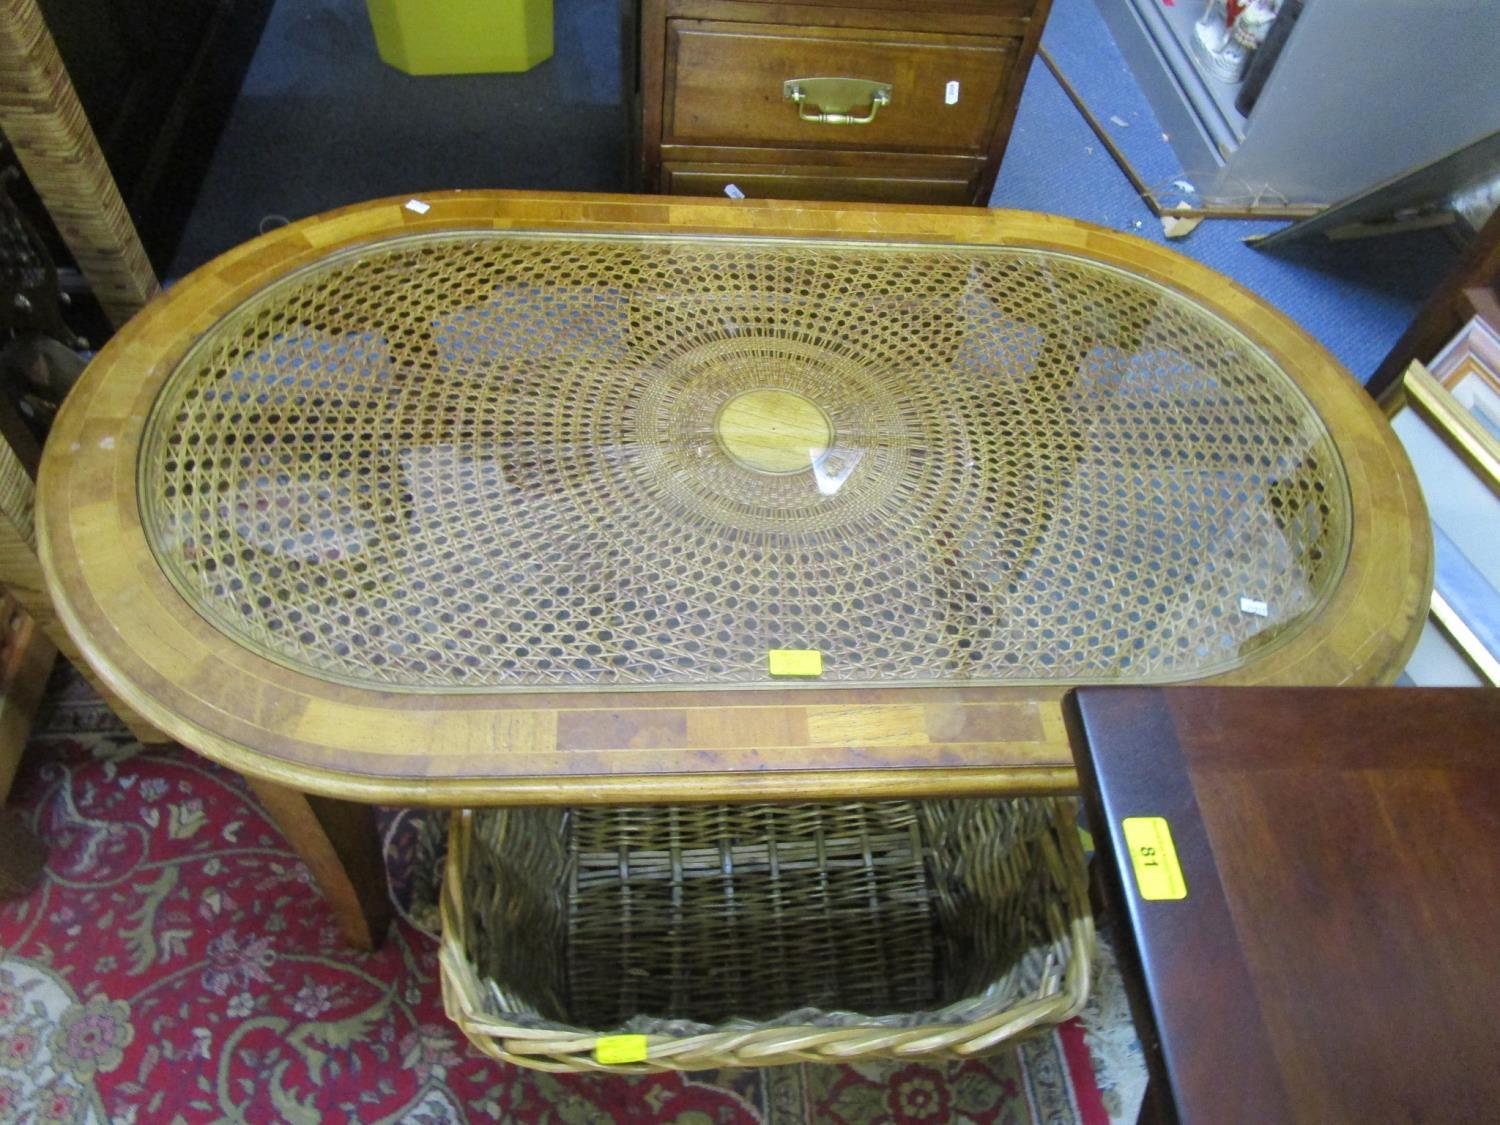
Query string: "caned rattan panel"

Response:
xmin=140 ymin=231 xmax=1350 ymax=691
xmin=38 ymin=194 xmax=1430 ymax=805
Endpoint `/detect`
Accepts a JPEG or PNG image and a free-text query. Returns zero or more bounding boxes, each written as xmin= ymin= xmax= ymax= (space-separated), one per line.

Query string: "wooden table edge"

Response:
xmin=1063 ymin=686 xmax=1299 ymax=1125
xmin=39 ymin=191 xmax=1432 ymax=803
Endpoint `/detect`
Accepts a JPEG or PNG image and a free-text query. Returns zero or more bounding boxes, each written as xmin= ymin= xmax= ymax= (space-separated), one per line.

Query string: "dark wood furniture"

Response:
xmin=1370 ymin=204 xmax=1500 ymax=398
xmin=1066 ymin=686 xmax=1500 ymax=1125
xmin=632 ymin=0 xmax=1052 ymax=204
xmin=0 ymin=586 xmax=53 ymax=901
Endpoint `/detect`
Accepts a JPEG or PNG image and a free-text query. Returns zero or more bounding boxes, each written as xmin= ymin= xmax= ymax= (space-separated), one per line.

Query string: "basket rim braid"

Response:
xmin=439 ymin=798 xmax=1095 ymax=1072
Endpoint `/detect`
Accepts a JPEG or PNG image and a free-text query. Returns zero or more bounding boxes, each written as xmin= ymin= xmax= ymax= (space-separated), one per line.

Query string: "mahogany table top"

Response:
xmin=1068 ymin=686 xmax=1500 ymax=1125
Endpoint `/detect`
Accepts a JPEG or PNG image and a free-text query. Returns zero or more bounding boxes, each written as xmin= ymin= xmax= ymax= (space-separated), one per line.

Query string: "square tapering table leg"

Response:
xmin=246 ymin=777 xmax=393 ymax=950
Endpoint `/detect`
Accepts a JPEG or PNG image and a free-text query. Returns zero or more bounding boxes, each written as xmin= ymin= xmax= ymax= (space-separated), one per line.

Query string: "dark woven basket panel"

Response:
xmin=564 ymin=802 xmax=938 ymax=1026
xmin=463 ymin=798 xmax=1074 ymax=1030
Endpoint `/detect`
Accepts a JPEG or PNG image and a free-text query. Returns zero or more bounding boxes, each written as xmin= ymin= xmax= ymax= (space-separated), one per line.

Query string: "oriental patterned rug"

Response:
xmin=0 ymin=668 xmax=1145 ymax=1123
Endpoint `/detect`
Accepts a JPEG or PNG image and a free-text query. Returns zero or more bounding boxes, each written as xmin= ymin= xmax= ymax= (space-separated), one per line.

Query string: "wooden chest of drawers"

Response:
xmin=630 ymin=0 xmax=1052 ymax=205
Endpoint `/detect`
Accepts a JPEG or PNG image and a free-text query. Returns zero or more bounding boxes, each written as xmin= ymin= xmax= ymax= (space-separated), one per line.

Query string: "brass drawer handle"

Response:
xmin=783 ymin=77 xmax=892 ymax=125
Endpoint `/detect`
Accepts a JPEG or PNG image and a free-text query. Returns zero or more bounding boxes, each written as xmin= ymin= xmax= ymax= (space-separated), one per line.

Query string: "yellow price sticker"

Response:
xmin=1121 ymin=817 xmax=1187 ymax=901
xmin=594 ymin=1034 xmax=649 ymax=1065
xmin=768 ymin=649 xmax=823 ymax=677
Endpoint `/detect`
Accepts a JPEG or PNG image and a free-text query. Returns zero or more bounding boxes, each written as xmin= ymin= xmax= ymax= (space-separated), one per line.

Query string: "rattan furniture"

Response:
xmin=440 ymin=795 xmax=1091 ymax=1070
xmin=0 ymin=0 xmax=170 ymax=748
xmin=38 ymin=192 xmax=1430 ymax=951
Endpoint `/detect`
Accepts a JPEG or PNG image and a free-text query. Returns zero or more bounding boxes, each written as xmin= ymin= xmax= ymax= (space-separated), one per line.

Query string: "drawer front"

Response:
xmin=664 ymin=20 xmax=1016 ymax=154
xmin=663 ymin=161 xmax=978 ymax=204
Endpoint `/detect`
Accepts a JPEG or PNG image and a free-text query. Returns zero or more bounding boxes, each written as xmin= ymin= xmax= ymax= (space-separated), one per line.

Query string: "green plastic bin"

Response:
xmin=366 ymin=0 xmax=553 ymax=75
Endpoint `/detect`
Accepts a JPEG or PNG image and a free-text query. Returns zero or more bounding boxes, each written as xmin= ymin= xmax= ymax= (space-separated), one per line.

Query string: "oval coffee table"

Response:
xmin=38 ymin=193 xmax=1430 ymax=945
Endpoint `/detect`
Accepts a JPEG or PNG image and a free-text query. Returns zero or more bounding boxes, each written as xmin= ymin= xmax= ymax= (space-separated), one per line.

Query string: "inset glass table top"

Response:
xmin=141 ymin=231 xmax=1351 ymax=691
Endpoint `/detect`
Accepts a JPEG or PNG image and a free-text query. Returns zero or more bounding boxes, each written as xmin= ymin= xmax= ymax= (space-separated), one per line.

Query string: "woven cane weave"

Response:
xmin=439 ymin=798 xmax=1093 ymax=1071
xmin=140 ymin=231 xmax=1351 ymax=691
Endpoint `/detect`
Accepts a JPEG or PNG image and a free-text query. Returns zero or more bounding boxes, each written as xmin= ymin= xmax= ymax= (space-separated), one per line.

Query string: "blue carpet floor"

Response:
xmin=1036 ymin=0 xmax=1189 ymax=206
xmin=175 ymin=0 xmax=1456 ymax=383
xmin=171 ymin=0 xmax=626 ymax=273
xmin=991 ymin=0 xmax=1456 ymax=383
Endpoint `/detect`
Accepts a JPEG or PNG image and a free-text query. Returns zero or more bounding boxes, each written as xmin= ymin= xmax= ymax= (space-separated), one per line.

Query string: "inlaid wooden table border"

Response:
xmin=39 ymin=192 xmax=1430 ymax=807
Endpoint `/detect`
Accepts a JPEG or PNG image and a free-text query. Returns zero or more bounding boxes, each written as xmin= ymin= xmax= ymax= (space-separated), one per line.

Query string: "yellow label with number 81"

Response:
xmin=1121 ymin=816 xmax=1187 ymax=900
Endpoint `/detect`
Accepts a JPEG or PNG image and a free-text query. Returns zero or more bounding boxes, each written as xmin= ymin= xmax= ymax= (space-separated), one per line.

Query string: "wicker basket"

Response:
xmin=439 ymin=798 xmax=1093 ymax=1072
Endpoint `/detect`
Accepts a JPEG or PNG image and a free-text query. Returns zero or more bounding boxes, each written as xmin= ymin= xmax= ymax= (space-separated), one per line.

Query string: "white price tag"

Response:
xmin=945 ymin=80 xmax=960 ymax=105
xmin=404 ymin=198 xmax=431 ymax=215
xmin=724 ymin=183 xmax=746 ymax=200
xmin=1239 ymin=596 xmax=1269 ymax=617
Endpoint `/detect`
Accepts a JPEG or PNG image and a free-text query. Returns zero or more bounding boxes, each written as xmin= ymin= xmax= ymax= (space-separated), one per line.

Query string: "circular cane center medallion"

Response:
xmin=714 ymin=388 xmax=834 ymax=474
